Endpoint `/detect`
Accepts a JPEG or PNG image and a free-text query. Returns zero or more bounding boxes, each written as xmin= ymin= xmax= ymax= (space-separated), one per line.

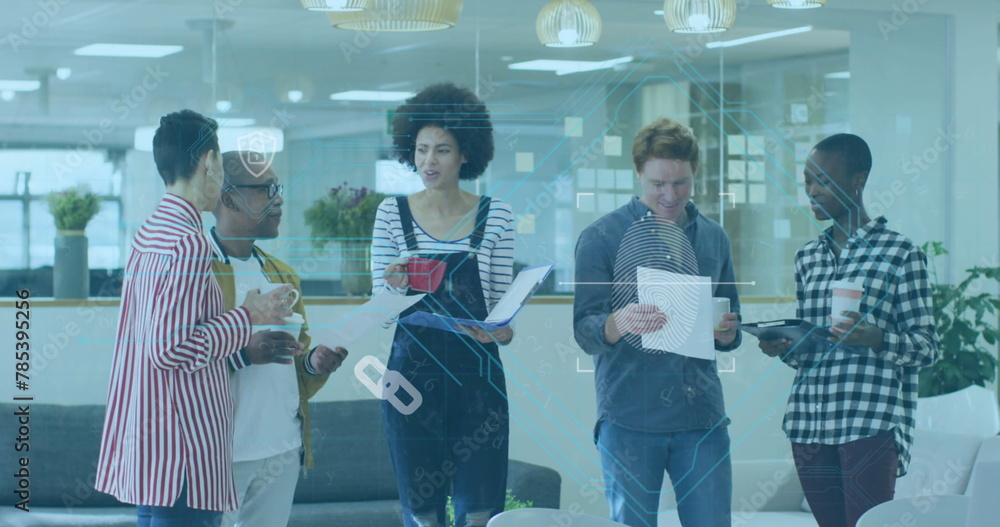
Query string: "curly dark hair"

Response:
xmin=391 ymin=82 xmax=494 ymax=180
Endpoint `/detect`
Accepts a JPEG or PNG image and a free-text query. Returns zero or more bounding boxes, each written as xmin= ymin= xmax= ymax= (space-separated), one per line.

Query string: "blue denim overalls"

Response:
xmin=383 ymin=195 xmax=509 ymax=527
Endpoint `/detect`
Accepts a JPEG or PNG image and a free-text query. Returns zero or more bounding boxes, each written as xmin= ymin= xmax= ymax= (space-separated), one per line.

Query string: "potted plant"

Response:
xmin=918 ymin=241 xmax=1000 ymax=397
xmin=47 ymin=185 xmax=101 ymax=299
xmin=304 ymin=182 xmax=388 ymax=296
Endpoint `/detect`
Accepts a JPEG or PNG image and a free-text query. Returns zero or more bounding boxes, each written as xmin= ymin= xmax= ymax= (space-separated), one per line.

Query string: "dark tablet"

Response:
xmin=740 ymin=319 xmax=834 ymax=346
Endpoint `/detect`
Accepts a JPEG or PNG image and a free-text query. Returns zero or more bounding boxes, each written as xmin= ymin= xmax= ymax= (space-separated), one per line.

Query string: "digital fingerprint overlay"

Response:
xmin=611 ymin=214 xmax=699 ymax=353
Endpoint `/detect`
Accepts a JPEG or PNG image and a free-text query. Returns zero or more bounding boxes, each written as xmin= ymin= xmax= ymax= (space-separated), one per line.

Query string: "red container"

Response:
xmin=407 ymin=257 xmax=447 ymax=293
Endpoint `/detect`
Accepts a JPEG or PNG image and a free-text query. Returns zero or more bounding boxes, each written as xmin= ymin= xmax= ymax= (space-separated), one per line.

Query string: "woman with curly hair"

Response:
xmin=371 ymin=82 xmax=516 ymax=527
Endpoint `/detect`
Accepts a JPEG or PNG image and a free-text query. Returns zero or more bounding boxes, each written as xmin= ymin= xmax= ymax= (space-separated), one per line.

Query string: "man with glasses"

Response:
xmin=95 ymin=113 xmax=294 ymax=527
xmin=211 ymin=150 xmax=349 ymax=527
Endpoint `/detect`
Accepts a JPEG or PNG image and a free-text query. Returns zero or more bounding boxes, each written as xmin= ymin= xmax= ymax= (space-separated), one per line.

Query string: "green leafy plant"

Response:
xmin=47 ymin=185 xmax=101 ymax=231
xmin=918 ymin=241 xmax=1000 ymax=397
xmin=445 ymin=490 xmax=533 ymax=526
xmin=303 ymin=182 xmax=388 ymax=246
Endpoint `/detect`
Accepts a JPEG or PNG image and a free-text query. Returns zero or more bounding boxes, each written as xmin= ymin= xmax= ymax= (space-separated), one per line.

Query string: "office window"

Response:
xmin=276 ymin=46 xmax=852 ymax=299
xmin=0 ymin=149 xmax=124 ymax=270
xmin=0 ymin=201 xmax=25 ymax=266
xmin=685 ymin=54 xmax=850 ymax=299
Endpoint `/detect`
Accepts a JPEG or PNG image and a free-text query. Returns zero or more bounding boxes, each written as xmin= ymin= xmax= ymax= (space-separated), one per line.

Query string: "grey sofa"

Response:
xmin=0 ymin=400 xmax=561 ymax=527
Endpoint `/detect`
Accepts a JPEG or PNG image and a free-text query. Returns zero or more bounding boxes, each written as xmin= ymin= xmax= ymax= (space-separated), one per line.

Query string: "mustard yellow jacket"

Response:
xmin=211 ymin=246 xmax=329 ymax=470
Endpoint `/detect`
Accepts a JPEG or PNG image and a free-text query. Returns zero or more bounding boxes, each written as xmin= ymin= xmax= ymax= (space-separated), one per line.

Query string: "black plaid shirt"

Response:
xmin=780 ymin=216 xmax=939 ymax=476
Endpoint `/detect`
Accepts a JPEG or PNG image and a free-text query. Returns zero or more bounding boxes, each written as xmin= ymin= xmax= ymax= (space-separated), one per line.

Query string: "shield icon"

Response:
xmin=235 ymin=131 xmax=278 ymax=178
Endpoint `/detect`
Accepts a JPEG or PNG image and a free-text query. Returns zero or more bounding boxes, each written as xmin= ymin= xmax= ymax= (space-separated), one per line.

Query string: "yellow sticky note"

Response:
xmin=565 ymin=117 xmax=583 ymax=137
xmin=515 ymin=152 xmax=534 ymax=172
xmin=517 ymin=214 xmax=536 ymax=234
xmin=604 ymin=135 xmax=622 ymax=156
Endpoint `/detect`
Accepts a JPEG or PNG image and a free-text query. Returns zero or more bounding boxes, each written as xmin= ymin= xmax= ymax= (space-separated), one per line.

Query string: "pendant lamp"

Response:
xmin=768 ymin=0 xmax=826 ymax=8
xmin=663 ymin=0 xmax=736 ymax=33
xmin=536 ymin=0 xmax=602 ymax=48
xmin=328 ymin=0 xmax=463 ymax=31
xmin=301 ymin=0 xmax=366 ymax=11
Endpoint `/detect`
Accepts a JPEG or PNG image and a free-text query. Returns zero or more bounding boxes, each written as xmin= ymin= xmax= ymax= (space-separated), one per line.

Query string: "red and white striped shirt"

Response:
xmin=95 ymin=194 xmax=252 ymax=511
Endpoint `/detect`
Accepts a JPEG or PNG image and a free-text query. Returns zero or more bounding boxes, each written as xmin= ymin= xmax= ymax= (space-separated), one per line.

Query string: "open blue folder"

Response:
xmin=399 ymin=263 xmax=554 ymax=334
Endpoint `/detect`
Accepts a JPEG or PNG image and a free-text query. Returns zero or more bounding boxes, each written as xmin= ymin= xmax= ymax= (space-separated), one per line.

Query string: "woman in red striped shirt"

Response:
xmin=95 ymin=110 xmax=296 ymax=527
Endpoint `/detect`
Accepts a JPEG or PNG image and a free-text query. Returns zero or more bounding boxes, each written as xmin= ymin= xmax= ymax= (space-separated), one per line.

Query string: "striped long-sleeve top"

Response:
xmin=95 ymin=194 xmax=252 ymax=511
xmin=371 ymin=196 xmax=515 ymax=310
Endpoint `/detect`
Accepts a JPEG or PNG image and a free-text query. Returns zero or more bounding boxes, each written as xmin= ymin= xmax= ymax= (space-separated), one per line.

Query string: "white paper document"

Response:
xmin=306 ymin=292 xmax=425 ymax=348
xmin=486 ymin=263 xmax=553 ymax=323
xmin=636 ymin=267 xmax=715 ymax=360
xmin=398 ymin=263 xmax=554 ymax=333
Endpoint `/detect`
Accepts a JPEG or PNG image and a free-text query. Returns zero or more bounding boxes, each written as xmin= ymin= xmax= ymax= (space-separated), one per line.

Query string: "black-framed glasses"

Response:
xmin=227 ymin=183 xmax=284 ymax=199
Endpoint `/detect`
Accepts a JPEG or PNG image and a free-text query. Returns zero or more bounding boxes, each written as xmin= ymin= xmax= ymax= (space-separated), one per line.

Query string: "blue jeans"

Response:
xmin=597 ymin=421 xmax=732 ymax=527
xmin=136 ymin=485 xmax=223 ymax=527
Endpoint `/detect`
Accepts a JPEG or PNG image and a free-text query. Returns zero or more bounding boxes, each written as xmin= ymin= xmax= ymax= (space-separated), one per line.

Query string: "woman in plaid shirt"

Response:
xmin=758 ymin=134 xmax=939 ymax=527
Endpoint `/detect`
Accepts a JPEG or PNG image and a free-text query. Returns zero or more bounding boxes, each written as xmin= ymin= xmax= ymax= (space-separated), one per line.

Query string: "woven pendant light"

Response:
xmin=536 ymin=0 xmax=602 ymax=48
xmin=768 ymin=0 xmax=826 ymax=8
xmin=301 ymin=0 xmax=366 ymax=11
xmin=328 ymin=0 xmax=464 ymax=32
xmin=663 ymin=0 xmax=736 ymax=33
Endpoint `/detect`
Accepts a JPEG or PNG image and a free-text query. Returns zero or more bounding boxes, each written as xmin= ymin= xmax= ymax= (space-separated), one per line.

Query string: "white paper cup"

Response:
xmin=259 ymin=282 xmax=300 ymax=308
xmin=271 ymin=312 xmax=304 ymax=338
xmin=831 ymin=280 xmax=864 ymax=323
xmin=712 ymin=297 xmax=730 ymax=332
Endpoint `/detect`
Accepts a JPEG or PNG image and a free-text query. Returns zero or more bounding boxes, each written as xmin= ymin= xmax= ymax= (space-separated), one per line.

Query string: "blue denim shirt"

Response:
xmin=573 ymin=197 xmax=741 ymax=433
